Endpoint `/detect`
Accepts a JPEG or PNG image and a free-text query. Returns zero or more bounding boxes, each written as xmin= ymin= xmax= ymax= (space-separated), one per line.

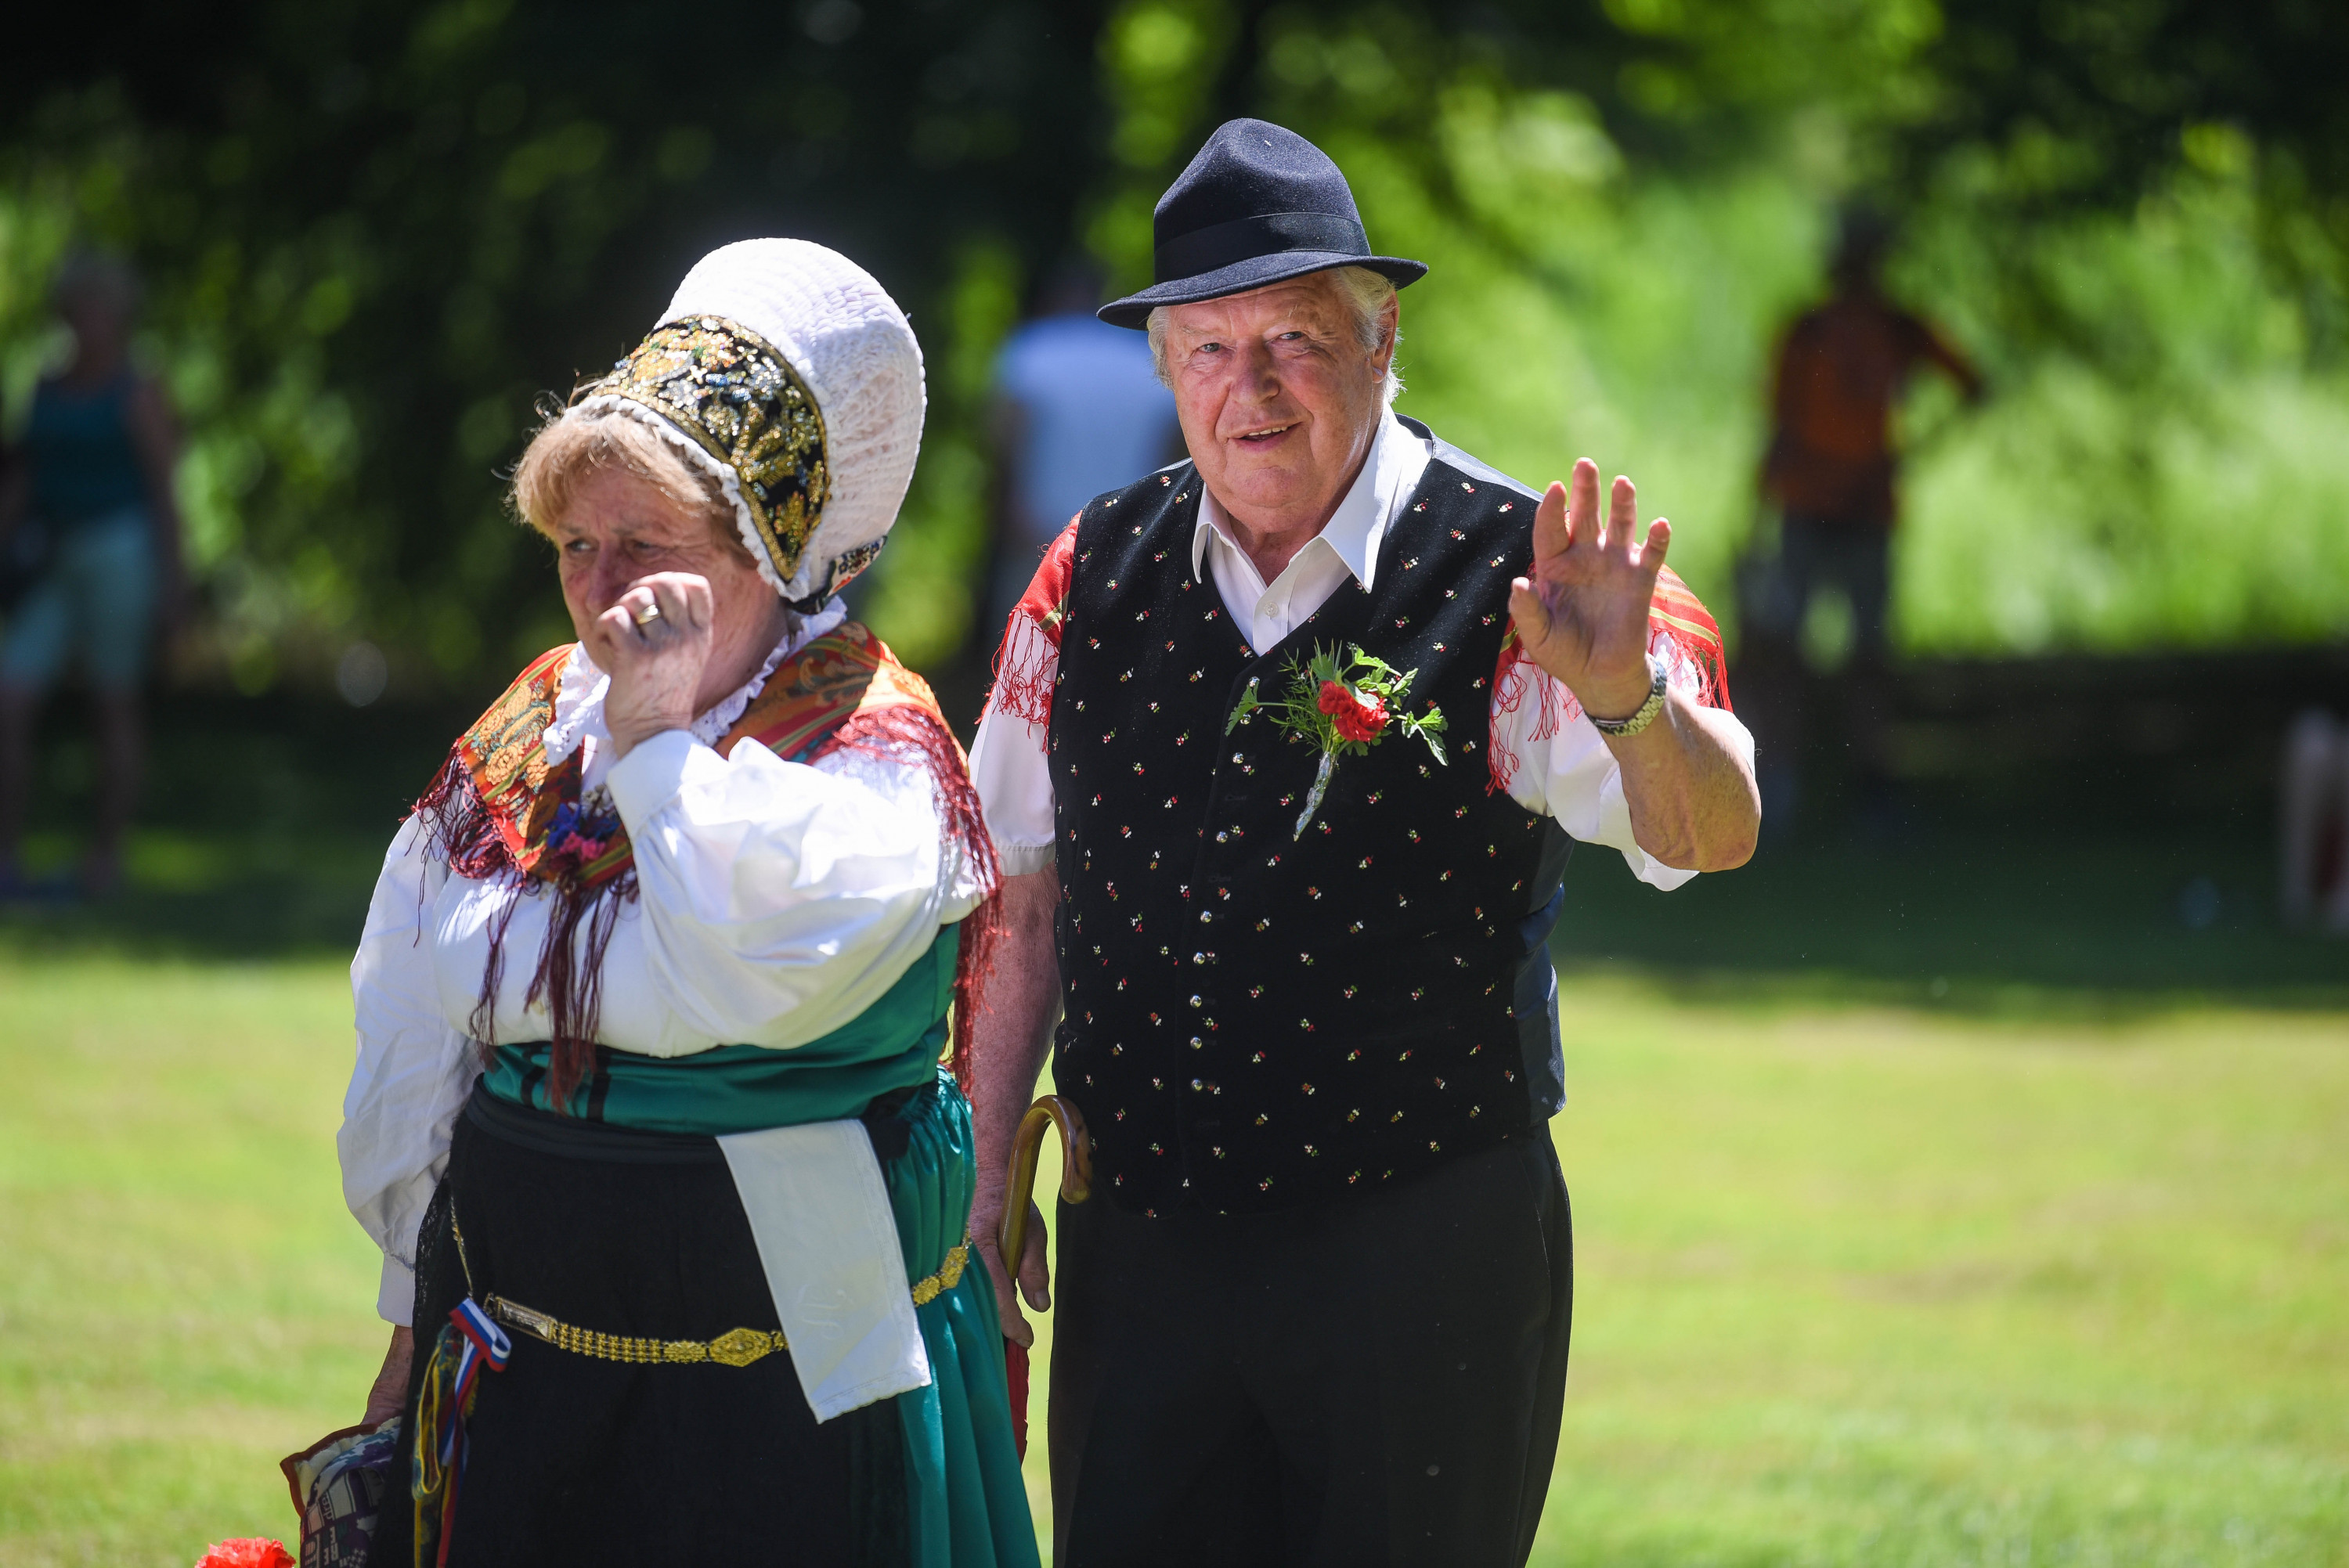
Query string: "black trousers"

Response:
xmin=1048 ymin=1132 xmax=1573 ymax=1567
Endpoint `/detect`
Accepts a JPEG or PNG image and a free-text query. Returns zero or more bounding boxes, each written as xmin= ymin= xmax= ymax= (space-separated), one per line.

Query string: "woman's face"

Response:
xmin=551 ymin=465 xmax=785 ymax=714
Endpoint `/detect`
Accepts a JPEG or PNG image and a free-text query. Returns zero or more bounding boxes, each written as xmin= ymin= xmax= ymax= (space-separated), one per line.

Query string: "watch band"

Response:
xmin=1587 ymin=654 xmax=1669 ymax=738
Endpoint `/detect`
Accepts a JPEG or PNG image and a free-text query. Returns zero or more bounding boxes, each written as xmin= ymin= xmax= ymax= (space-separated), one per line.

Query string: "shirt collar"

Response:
xmin=1190 ymin=409 xmax=1431 ymax=592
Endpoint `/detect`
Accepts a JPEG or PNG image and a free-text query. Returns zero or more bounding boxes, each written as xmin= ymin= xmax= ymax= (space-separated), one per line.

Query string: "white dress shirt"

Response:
xmin=968 ymin=411 xmax=1752 ymax=889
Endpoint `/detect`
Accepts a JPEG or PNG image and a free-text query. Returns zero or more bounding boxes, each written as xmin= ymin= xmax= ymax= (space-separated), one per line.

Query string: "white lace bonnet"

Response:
xmin=572 ymin=239 xmax=926 ymax=609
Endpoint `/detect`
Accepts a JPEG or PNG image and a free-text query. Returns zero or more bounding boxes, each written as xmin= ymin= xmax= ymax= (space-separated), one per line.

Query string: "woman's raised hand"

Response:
xmin=588 ymin=571 xmax=716 ymax=758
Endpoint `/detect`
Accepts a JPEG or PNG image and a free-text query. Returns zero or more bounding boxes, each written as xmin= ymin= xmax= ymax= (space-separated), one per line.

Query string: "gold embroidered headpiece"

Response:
xmin=582 ymin=315 xmax=874 ymax=606
xmin=575 ymin=240 xmax=925 ymax=607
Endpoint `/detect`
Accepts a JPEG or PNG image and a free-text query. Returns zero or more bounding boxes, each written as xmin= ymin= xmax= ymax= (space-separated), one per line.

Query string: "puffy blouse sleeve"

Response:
xmin=601 ymin=727 xmax=982 ymax=1051
xmin=341 ymin=719 xmax=983 ymax=1324
xmin=341 ymin=814 xmax=476 ymax=1326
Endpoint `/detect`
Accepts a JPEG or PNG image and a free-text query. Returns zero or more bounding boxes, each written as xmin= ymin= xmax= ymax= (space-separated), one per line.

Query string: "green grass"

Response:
xmin=0 ymin=953 xmax=383 ymax=1567
xmin=5 ymin=949 xmax=2341 ymax=1566
xmin=1531 ymin=982 xmax=2349 ymax=1567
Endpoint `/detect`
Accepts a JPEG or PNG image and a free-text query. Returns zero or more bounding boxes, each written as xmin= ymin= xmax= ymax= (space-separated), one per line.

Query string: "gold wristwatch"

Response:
xmin=1587 ymin=654 xmax=1669 ymax=738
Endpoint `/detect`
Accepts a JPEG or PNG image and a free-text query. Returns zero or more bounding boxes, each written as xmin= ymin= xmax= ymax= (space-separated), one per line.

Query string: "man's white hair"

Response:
xmin=1146 ymin=265 xmax=1404 ymax=408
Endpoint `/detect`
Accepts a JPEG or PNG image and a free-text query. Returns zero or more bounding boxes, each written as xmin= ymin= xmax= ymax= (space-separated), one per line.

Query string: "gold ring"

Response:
xmin=633 ymin=601 xmax=662 ymax=626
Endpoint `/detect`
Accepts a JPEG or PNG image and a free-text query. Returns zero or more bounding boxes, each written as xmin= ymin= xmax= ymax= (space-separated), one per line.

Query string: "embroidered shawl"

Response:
xmin=415 ymin=622 xmax=998 ymax=1109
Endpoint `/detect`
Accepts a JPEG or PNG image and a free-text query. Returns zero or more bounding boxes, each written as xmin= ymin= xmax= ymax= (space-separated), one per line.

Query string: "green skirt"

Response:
xmin=880 ymin=1072 xmax=1039 ymax=1568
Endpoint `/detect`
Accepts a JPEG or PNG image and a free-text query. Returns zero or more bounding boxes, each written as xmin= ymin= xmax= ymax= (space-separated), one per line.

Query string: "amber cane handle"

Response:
xmin=998 ymin=1094 xmax=1094 ymax=1278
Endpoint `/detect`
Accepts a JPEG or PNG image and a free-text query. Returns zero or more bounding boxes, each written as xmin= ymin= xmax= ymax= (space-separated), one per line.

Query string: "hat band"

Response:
xmin=1153 ymin=211 xmax=1369 ymax=284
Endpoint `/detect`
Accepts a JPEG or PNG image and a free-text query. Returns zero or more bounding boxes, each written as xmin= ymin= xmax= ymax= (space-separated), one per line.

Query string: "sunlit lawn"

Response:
xmin=2 ymin=944 xmax=2341 ymax=1567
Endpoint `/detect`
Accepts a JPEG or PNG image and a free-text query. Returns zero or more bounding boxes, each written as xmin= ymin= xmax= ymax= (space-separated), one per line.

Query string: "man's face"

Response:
xmin=1160 ymin=275 xmax=1395 ymax=532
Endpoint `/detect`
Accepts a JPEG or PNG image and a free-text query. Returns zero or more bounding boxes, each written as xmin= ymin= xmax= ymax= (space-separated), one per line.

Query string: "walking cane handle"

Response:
xmin=998 ymin=1095 xmax=1092 ymax=1278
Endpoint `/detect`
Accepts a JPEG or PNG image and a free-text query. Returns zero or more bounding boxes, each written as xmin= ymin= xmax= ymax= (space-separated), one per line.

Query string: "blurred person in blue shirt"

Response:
xmin=0 ymin=251 xmax=188 ymax=898
xmin=984 ymin=258 xmax=1182 ymax=633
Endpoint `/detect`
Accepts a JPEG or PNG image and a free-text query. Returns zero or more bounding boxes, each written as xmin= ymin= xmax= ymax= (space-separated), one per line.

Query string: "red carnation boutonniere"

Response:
xmin=193 ymin=1541 xmax=294 ymax=1568
xmin=1226 ymin=642 xmax=1446 ymax=838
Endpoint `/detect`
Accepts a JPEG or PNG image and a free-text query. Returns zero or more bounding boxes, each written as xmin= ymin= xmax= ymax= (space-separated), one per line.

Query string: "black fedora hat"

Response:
xmin=1098 ymin=119 xmax=1426 ymax=330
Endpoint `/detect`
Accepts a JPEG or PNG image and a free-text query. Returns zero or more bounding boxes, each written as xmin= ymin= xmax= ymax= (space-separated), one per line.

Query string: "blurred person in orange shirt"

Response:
xmin=1748 ymin=209 xmax=1981 ymax=827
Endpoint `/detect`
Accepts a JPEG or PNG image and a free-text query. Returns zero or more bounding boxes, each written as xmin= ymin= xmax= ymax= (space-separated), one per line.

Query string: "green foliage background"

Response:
xmin=5 ymin=0 xmax=2347 ymax=687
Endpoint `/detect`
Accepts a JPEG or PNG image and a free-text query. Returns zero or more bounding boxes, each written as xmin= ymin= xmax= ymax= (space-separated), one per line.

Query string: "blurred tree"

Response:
xmin=1912 ymin=0 xmax=2349 ymax=202
xmin=2 ymin=0 xmax=1113 ymax=690
xmin=3 ymin=0 xmax=2346 ymax=690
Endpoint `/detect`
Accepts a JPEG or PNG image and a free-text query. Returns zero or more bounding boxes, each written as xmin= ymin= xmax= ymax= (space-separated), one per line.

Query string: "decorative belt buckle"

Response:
xmin=705 ymin=1328 xmax=776 ymax=1368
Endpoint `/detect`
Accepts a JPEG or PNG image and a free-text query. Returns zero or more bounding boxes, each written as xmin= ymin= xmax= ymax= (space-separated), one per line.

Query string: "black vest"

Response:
xmin=1048 ymin=423 xmax=1574 ymax=1216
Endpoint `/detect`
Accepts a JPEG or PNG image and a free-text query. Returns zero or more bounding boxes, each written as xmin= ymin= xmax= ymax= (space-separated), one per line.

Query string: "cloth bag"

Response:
xmin=278 ymin=1419 xmax=402 ymax=1567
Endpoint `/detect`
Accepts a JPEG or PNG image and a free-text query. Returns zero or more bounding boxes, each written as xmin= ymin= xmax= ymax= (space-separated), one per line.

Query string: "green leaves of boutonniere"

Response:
xmin=1226 ymin=642 xmax=1447 ymax=838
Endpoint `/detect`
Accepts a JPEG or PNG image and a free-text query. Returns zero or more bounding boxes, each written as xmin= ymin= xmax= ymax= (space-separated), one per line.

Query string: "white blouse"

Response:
xmin=340 ymin=624 xmax=984 ymax=1325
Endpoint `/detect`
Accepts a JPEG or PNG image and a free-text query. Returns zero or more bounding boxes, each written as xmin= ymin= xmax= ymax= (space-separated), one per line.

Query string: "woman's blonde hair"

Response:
xmin=511 ymin=404 xmax=750 ymax=563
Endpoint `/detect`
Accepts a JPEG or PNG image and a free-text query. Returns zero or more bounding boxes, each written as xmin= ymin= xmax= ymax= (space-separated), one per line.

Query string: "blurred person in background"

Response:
xmin=0 ymin=251 xmax=187 ymax=898
xmin=337 ymin=240 xmax=1034 ymax=1566
xmin=1745 ymin=208 xmax=1981 ymax=830
xmin=983 ymin=255 xmax=1182 ymax=633
xmin=2280 ymin=708 xmax=2349 ymax=931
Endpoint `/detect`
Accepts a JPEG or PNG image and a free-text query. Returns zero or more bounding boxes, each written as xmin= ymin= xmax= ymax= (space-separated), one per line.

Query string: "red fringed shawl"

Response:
xmin=414 ymin=622 xmax=1001 ymax=1112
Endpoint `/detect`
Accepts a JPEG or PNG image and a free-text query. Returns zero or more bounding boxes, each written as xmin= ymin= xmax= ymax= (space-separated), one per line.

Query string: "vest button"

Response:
xmin=1216 ymin=832 xmax=1228 ymax=842
xmin=1189 ymin=996 xmax=1202 ymax=1007
xmin=1191 ymin=1079 xmax=1203 ymax=1091
xmin=1193 ymin=953 xmax=1206 ymax=964
xmin=1199 ymin=911 xmax=1212 ymax=922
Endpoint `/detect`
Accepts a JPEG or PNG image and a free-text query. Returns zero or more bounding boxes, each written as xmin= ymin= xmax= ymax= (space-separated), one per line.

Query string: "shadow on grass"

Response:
xmin=0 ymin=848 xmax=385 ymax=960
xmin=6 ymin=689 xmax=2344 ymax=1011
xmin=2 ymin=690 xmax=471 ymax=962
xmin=1552 ymin=773 xmax=2349 ymax=1015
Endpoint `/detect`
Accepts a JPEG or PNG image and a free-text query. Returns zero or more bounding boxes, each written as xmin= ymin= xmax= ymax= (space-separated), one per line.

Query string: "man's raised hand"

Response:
xmin=1506 ymin=460 xmax=1669 ymax=722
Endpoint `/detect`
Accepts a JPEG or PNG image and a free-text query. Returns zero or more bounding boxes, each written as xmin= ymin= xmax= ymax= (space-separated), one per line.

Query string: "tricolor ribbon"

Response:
xmin=441 ymin=1299 xmax=511 ymax=1463
xmin=413 ymin=1298 xmax=512 ymax=1568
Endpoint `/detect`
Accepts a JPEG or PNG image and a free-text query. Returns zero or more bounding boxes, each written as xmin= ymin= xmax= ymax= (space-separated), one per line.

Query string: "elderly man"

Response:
xmin=966 ymin=120 xmax=1759 ymax=1566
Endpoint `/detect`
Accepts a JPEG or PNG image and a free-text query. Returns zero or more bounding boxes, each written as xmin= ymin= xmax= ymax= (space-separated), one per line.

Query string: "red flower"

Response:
xmin=194 ymin=1542 xmax=294 ymax=1568
xmin=1319 ymin=680 xmax=1388 ymax=744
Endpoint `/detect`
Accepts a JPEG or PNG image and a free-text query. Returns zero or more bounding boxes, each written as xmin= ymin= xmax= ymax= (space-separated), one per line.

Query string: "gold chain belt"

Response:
xmin=482 ymin=1235 xmax=972 ymax=1369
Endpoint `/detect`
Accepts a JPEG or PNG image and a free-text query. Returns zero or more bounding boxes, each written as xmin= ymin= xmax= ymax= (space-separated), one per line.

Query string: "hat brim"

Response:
xmin=1097 ymin=251 xmax=1427 ymax=330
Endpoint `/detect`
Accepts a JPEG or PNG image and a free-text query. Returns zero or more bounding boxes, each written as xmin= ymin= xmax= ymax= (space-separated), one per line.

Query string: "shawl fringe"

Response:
xmin=982 ymin=518 xmax=1075 ymax=730
xmin=984 ymin=610 xmax=1059 ymax=729
xmin=413 ymin=750 xmax=638 ymax=1112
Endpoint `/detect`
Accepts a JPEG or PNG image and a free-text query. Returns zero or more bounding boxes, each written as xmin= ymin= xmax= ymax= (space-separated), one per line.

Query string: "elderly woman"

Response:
xmin=339 ymin=240 xmax=1037 ymax=1566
